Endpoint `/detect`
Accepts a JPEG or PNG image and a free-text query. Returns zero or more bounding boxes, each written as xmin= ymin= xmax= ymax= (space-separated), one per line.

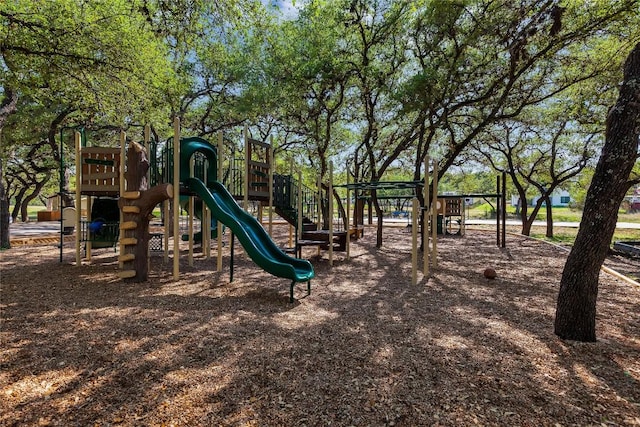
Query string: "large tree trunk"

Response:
xmin=0 ymin=89 xmax=18 ymax=249
xmin=554 ymin=43 xmax=640 ymax=342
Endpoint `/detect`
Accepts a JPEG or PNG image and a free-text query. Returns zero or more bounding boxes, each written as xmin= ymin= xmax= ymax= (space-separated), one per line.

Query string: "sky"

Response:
xmin=264 ymin=0 xmax=301 ymax=20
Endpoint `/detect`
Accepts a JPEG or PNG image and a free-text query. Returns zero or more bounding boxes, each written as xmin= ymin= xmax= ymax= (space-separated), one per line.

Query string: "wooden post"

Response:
xmin=431 ymin=161 xmax=438 ymax=268
xmin=329 ymin=161 xmax=334 ymax=266
xmin=423 ymin=156 xmax=429 ymax=276
xmin=163 ymin=200 xmax=169 ymax=262
xmin=461 ymin=197 xmax=466 ymax=236
xmin=144 ymin=125 xmax=151 ymax=270
xmin=412 ymin=197 xmax=418 ymax=285
xmin=119 ymin=130 xmax=126 ymax=269
xmin=217 ymin=132 xmax=223 ymax=273
xmin=75 ymin=131 xmax=81 ymax=266
xmin=173 ymin=117 xmax=180 ymax=280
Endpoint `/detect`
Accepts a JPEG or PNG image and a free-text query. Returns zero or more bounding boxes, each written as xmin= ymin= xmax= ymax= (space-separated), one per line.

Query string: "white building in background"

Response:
xmin=511 ymin=190 xmax=571 ymax=207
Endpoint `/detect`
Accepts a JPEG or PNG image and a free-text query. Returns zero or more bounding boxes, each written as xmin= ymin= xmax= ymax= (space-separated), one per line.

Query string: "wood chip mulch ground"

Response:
xmin=1 ymin=226 xmax=639 ymax=426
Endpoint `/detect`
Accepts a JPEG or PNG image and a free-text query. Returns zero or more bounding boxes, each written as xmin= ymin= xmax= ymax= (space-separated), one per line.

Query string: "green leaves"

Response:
xmin=1 ymin=0 xmax=174 ymax=124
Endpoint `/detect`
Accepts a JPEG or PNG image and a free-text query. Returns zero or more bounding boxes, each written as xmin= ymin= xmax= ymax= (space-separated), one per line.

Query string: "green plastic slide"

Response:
xmin=185 ymin=177 xmax=314 ymax=300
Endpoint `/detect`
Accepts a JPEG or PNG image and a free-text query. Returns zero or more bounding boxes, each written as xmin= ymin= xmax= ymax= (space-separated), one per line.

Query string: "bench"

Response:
xmin=295 ymin=239 xmax=325 ymax=258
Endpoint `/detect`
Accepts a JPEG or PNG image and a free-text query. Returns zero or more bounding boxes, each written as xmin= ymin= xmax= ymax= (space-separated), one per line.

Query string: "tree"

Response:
xmin=411 ymin=2 xmax=634 ymax=173
xmin=0 ymin=0 xmax=175 ymax=247
xmin=475 ymin=115 xmax=598 ymax=237
xmin=346 ymin=0 xmax=638 ymax=246
xmin=554 ymin=42 xmax=640 ymax=342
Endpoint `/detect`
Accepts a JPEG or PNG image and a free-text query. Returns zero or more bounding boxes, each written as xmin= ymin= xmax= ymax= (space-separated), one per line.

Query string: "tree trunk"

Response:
xmin=554 ymin=43 xmax=640 ymax=342
xmin=118 ymin=142 xmax=173 ymax=282
xmin=545 ymin=196 xmax=553 ymax=238
xmin=371 ymin=190 xmax=383 ymax=248
xmin=0 ymin=90 xmax=19 ymax=248
xmin=332 ymin=188 xmax=347 ymax=231
xmin=0 ymin=159 xmax=10 ymax=249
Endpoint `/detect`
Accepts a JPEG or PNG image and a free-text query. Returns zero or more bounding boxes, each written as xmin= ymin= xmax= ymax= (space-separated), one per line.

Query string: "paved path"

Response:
xmin=465 ymin=219 xmax=640 ymax=229
xmin=8 ymin=218 xmax=640 ymax=239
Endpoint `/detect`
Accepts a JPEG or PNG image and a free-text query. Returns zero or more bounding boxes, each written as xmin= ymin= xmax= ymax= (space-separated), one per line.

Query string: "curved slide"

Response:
xmin=185 ymin=177 xmax=315 ymax=302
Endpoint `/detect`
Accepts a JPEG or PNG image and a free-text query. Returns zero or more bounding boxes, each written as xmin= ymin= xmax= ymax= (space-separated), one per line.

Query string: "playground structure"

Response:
xmin=343 ymin=158 xmax=507 ymax=284
xmin=71 ymin=133 xmax=123 ymax=259
xmin=59 ymin=120 xmax=506 ymax=297
xmin=61 ymin=121 xmax=324 ymax=302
